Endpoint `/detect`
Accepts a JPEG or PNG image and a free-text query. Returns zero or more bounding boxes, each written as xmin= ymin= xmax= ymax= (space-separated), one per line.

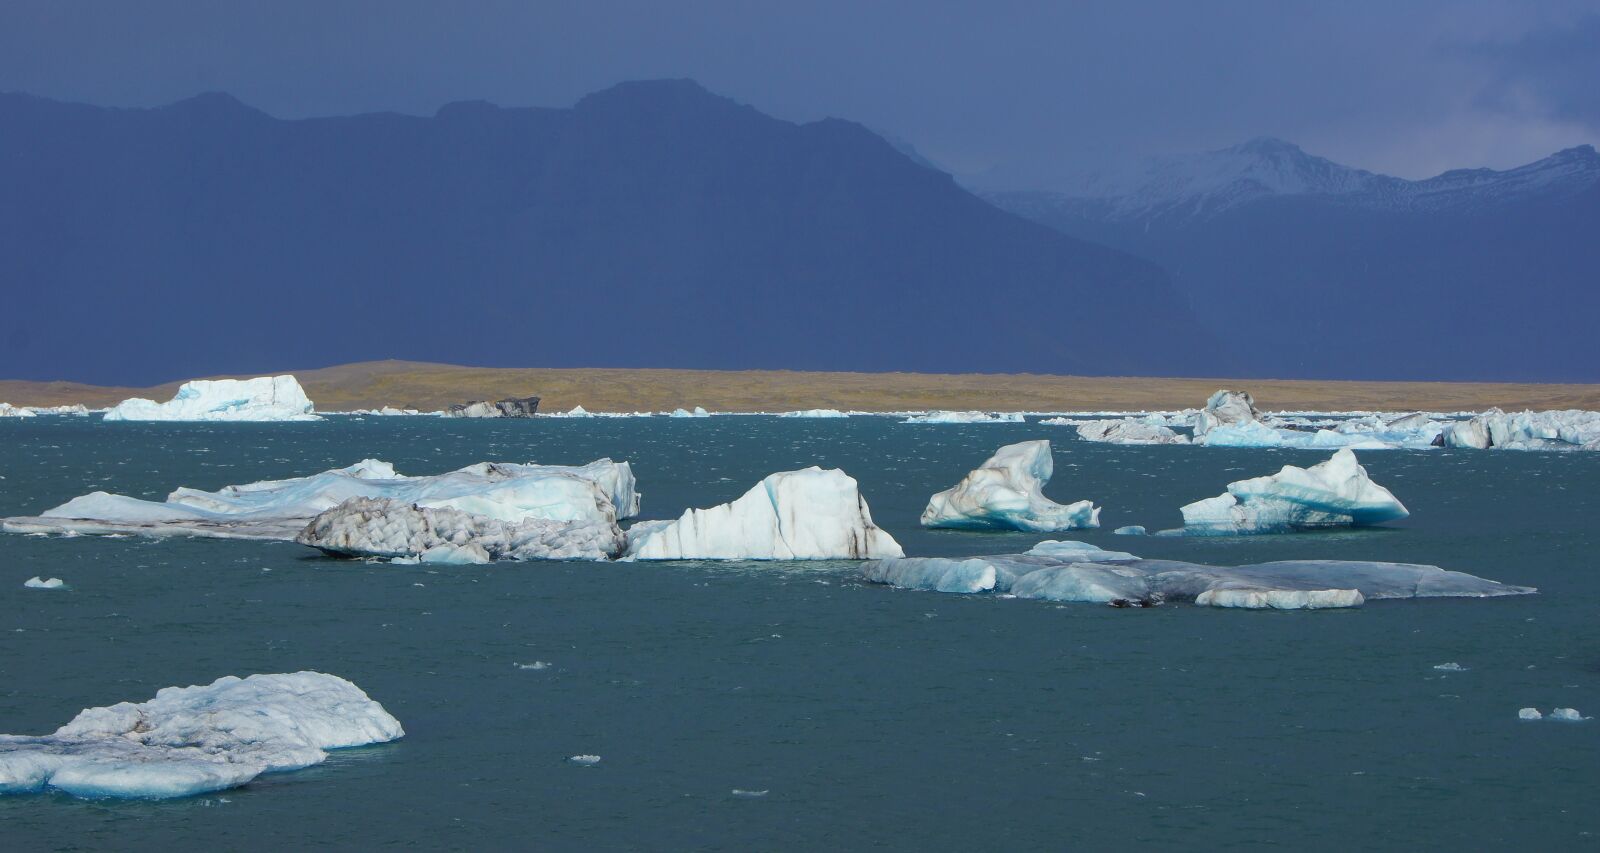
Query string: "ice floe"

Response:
xmin=624 ymin=467 xmax=902 ymax=560
xmin=0 ymin=672 xmax=401 ymax=799
xmin=901 ymin=411 xmax=1025 ymax=424
xmin=22 ymin=577 xmax=65 ymax=590
xmin=1072 ymin=418 xmax=1190 ymax=445
xmin=778 ymin=409 xmax=849 ymax=418
xmin=921 ymin=440 xmax=1099 ymax=532
xmin=1113 ymin=525 xmax=1146 ymax=536
xmin=860 ymin=541 xmax=1533 ymax=609
xmin=2 ymin=458 xmax=640 ymax=550
xmin=104 ymin=376 xmax=318 ymax=422
xmin=1519 ymin=708 xmax=1543 ymax=720
xmin=1550 ymin=708 xmax=1589 ymax=722
xmin=1179 ymin=449 xmax=1408 ymax=535
xmin=297 ymin=497 xmax=625 ymax=562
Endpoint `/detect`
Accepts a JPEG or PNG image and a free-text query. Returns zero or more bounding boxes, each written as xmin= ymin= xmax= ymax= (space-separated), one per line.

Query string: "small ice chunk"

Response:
xmin=778 ymin=409 xmax=848 ymax=418
xmin=1519 ymin=708 xmax=1543 ymax=720
xmin=921 ymin=441 xmax=1100 ymax=532
xmin=731 ymin=789 xmax=770 ymax=798
xmin=900 ymin=411 xmax=1024 ymax=424
xmin=1549 ymin=708 xmax=1589 ymax=722
xmin=513 ymin=662 xmax=551 ymax=671
xmin=568 ymin=754 xmax=602 ymax=765
xmin=1432 ymin=662 xmax=1467 ymax=672
xmin=1113 ymin=525 xmax=1146 ymax=536
xmin=22 ymin=577 xmax=65 ymax=589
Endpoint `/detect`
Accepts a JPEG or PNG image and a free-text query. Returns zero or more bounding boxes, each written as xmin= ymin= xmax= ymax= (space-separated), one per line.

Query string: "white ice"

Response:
xmin=668 ymin=407 xmax=711 ymax=418
xmin=1113 ymin=525 xmax=1146 ymax=536
xmin=1519 ymin=708 xmax=1543 ymax=720
xmin=1439 ymin=408 xmax=1600 ymax=451
xmin=0 ymin=672 xmax=402 ymax=799
xmin=23 ymin=577 xmax=65 ymax=589
xmin=297 ymin=497 xmax=625 ymax=562
xmin=1550 ymin=708 xmax=1589 ymax=722
xmin=0 ymin=403 xmax=37 ymax=418
xmin=625 ymin=467 xmax=902 ymax=560
xmin=1179 ymin=449 xmax=1409 ymax=535
xmin=778 ymin=409 xmax=849 ymax=418
xmin=921 ymin=440 xmax=1100 ymax=532
xmin=1072 ymin=419 xmax=1189 ymax=445
xmin=104 ymin=376 xmax=318 ymax=422
xmin=901 ymin=411 xmax=1025 ymax=424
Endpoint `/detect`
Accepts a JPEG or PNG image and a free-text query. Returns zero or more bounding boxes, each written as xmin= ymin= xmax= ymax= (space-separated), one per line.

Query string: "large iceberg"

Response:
xmin=1191 ymin=390 xmax=1263 ymax=439
xmin=624 ymin=467 xmax=902 ymax=560
xmin=921 ymin=440 xmax=1100 ymax=531
xmin=1179 ymin=449 xmax=1408 ymax=535
xmin=297 ymin=497 xmax=625 ymax=562
xmin=104 ymin=376 xmax=318 ymax=422
xmin=0 ymin=672 xmax=401 ymax=799
xmin=901 ymin=411 xmax=1025 ymax=424
xmin=1437 ymin=408 xmax=1600 ymax=451
xmin=1072 ymin=418 xmax=1189 ymax=445
xmin=861 ymin=541 xmax=1533 ymax=609
xmin=2 ymin=458 xmax=640 ymax=551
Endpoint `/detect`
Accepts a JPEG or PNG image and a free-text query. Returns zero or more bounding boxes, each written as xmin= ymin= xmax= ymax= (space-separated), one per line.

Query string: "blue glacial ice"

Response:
xmin=103 ymin=375 xmax=319 ymax=422
xmin=860 ymin=542 xmax=1533 ymax=609
xmin=625 ymin=467 xmax=903 ymax=560
xmin=0 ymin=672 xmax=402 ymax=799
xmin=921 ymin=440 xmax=1100 ymax=532
xmin=1179 ymin=449 xmax=1408 ymax=535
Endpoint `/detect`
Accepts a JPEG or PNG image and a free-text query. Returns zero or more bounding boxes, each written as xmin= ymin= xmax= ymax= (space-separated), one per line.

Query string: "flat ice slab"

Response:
xmin=1179 ymin=449 xmax=1408 ymax=535
xmin=861 ymin=542 xmax=1532 ymax=609
xmin=625 ymin=467 xmax=902 ymax=560
xmin=298 ymin=497 xmax=625 ymax=562
xmin=0 ymin=672 xmax=401 ymax=799
xmin=2 ymin=458 xmax=640 ymax=548
xmin=901 ymin=411 xmax=1025 ymax=424
xmin=922 ymin=440 xmax=1099 ymax=532
xmin=104 ymin=376 xmax=319 ymax=422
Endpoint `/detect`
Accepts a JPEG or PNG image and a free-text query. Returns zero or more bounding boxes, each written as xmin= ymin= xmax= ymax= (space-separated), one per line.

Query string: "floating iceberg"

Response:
xmin=1179 ymin=449 xmax=1408 ymax=535
xmin=103 ymin=376 xmax=318 ymax=422
xmin=1073 ymin=418 xmax=1189 ymax=445
xmin=1550 ymin=708 xmax=1589 ymax=722
xmin=0 ymin=403 xmax=37 ymax=418
xmin=3 ymin=458 xmax=640 ymax=549
xmin=23 ymin=577 xmax=65 ymax=589
xmin=921 ymin=440 xmax=1100 ymax=532
xmin=901 ymin=411 xmax=1025 ymax=424
xmin=1188 ymin=391 xmax=1442 ymax=450
xmin=1192 ymin=390 xmax=1262 ymax=439
xmin=1113 ymin=525 xmax=1146 ymax=536
xmin=860 ymin=542 xmax=1533 ymax=609
xmin=1519 ymin=708 xmax=1543 ymax=720
xmin=297 ymin=497 xmax=625 ymax=562
xmin=447 ymin=396 xmax=540 ymax=418
xmin=0 ymin=672 xmax=402 ymax=799
xmin=778 ymin=409 xmax=849 ymax=418
xmin=668 ymin=407 xmax=711 ymax=418
xmin=624 ymin=467 xmax=902 ymax=560
xmin=1438 ymin=408 xmax=1600 ymax=451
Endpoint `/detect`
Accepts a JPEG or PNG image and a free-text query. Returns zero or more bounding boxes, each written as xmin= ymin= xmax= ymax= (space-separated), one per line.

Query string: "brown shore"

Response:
xmin=3 ymin=359 xmax=1599 ymax=413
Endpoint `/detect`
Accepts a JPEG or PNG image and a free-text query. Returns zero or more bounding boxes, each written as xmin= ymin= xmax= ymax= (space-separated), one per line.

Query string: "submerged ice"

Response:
xmin=104 ymin=376 xmax=319 ymax=422
xmin=0 ymin=672 xmax=401 ymax=799
xmin=921 ymin=440 xmax=1099 ymax=532
xmin=625 ymin=467 xmax=902 ymax=560
xmin=861 ymin=541 xmax=1533 ymax=609
xmin=1179 ymin=449 xmax=1409 ymax=535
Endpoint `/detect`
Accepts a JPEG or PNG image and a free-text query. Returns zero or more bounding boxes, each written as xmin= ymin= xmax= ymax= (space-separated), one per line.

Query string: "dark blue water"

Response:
xmin=1 ymin=416 xmax=1596 ymax=850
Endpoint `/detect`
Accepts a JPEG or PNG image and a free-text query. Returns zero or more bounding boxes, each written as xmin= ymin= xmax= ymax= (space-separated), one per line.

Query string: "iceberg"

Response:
xmin=0 ymin=672 xmax=401 ymax=799
xmin=1189 ymin=391 xmax=1442 ymax=450
xmin=3 ymin=458 xmax=640 ymax=548
xmin=1192 ymin=390 xmax=1263 ymax=439
xmin=669 ymin=406 xmax=711 ymax=418
xmin=624 ymin=467 xmax=902 ymax=560
xmin=104 ymin=376 xmax=318 ymax=422
xmin=1550 ymin=708 xmax=1589 ymax=722
xmin=901 ymin=411 xmax=1025 ymax=424
xmin=860 ymin=542 xmax=1534 ymax=609
xmin=1179 ymin=449 xmax=1408 ymax=535
xmin=446 ymin=396 xmax=540 ymax=418
xmin=1113 ymin=525 xmax=1146 ymax=536
xmin=23 ymin=577 xmax=65 ymax=589
xmin=297 ymin=497 xmax=625 ymax=562
xmin=1438 ymin=408 xmax=1600 ymax=451
xmin=1073 ymin=418 xmax=1189 ymax=445
xmin=0 ymin=403 xmax=37 ymax=418
xmin=778 ymin=409 xmax=849 ymax=418
xmin=921 ymin=440 xmax=1100 ymax=532
xmin=1519 ymin=708 xmax=1543 ymax=720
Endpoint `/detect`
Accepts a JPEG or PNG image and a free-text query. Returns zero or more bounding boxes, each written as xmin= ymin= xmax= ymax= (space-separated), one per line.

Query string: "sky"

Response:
xmin=2 ymin=0 xmax=1597 ymax=186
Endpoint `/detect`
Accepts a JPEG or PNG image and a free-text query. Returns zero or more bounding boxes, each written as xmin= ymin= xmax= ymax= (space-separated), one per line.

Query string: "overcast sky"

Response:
xmin=2 ymin=0 xmax=1596 ymax=185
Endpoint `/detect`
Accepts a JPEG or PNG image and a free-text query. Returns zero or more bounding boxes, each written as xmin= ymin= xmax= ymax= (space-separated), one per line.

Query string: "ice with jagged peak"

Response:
xmin=547 ymin=405 xmax=594 ymax=418
xmin=0 ymin=403 xmax=37 ymax=418
xmin=921 ymin=440 xmax=1099 ymax=532
xmin=7 ymin=404 xmax=90 ymax=416
xmin=668 ymin=406 xmax=710 ymax=418
xmin=23 ymin=577 xmax=65 ymax=589
xmin=104 ymin=376 xmax=319 ymax=422
xmin=902 ymin=411 xmax=1025 ymax=424
xmin=778 ymin=409 xmax=849 ymax=418
xmin=1180 ymin=449 xmax=1408 ymax=535
xmin=2 ymin=458 xmax=640 ymax=545
xmin=1439 ymin=408 xmax=1600 ymax=451
xmin=1073 ymin=418 xmax=1189 ymax=445
xmin=297 ymin=497 xmax=625 ymax=562
xmin=1191 ymin=390 xmax=1263 ymax=439
xmin=860 ymin=542 xmax=1533 ymax=609
xmin=0 ymin=672 xmax=401 ymax=799
xmin=625 ymin=467 xmax=902 ymax=560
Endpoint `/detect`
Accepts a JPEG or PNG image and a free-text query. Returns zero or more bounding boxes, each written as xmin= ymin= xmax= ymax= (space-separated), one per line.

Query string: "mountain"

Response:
xmin=989 ymin=140 xmax=1600 ymax=382
xmin=0 ymin=81 xmax=1218 ymax=385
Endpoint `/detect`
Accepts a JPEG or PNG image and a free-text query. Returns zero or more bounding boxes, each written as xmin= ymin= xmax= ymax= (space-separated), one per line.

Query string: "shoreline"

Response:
xmin=4 ymin=359 xmax=1600 ymax=413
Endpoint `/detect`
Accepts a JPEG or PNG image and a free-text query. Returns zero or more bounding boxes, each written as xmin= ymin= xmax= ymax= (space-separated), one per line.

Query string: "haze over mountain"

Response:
xmin=0 ymin=80 xmax=1220 ymax=386
xmin=990 ymin=139 xmax=1600 ymax=382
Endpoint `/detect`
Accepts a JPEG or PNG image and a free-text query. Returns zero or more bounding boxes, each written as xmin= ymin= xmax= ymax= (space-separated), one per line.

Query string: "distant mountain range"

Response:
xmin=0 ymin=81 xmax=1217 ymax=386
xmin=989 ymin=139 xmax=1600 ymax=381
